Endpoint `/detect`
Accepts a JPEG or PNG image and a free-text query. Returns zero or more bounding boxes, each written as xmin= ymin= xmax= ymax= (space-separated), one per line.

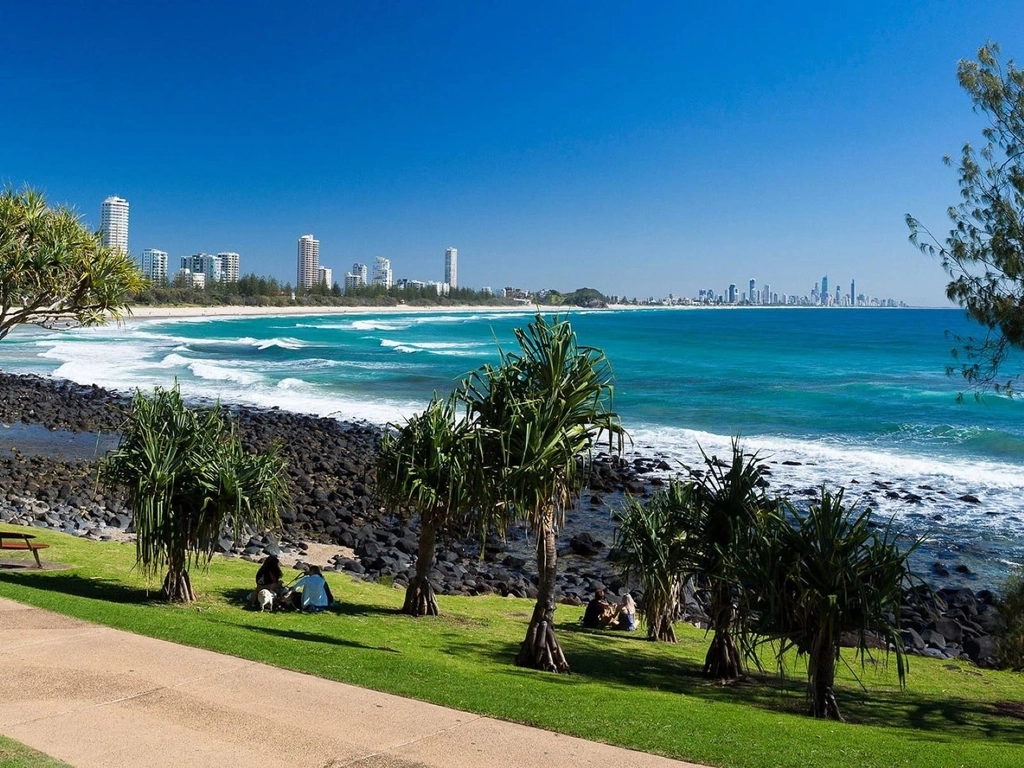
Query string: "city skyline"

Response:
xmin=5 ymin=5 xmax=1024 ymax=306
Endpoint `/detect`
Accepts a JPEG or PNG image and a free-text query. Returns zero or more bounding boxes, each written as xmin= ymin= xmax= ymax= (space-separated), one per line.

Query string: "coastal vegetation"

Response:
xmin=0 ymin=186 xmax=143 ymax=342
xmin=613 ymin=448 xmax=917 ymax=720
xmin=0 ymin=529 xmax=1021 ymax=768
xmin=613 ymin=480 xmax=690 ymax=642
xmin=907 ymin=42 xmax=1024 ymax=397
xmin=99 ymin=385 xmax=289 ymax=602
xmin=377 ymin=393 xmax=475 ymax=616
xmin=460 ymin=315 xmax=625 ymax=671
xmin=743 ymin=487 xmax=915 ymax=721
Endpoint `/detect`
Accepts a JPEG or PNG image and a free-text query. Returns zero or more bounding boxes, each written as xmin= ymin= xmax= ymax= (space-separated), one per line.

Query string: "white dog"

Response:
xmin=256 ymin=588 xmax=275 ymax=613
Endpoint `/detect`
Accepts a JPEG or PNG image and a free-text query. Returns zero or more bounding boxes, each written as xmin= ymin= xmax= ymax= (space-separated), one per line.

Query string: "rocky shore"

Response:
xmin=0 ymin=372 xmax=1004 ymax=667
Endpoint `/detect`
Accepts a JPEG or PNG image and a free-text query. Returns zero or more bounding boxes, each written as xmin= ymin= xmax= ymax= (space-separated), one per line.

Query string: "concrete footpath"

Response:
xmin=0 ymin=598 xmax=703 ymax=768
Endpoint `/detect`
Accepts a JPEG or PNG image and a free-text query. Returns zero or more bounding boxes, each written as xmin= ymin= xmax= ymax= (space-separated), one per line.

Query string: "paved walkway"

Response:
xmin=0 ymin=598 xmax=702 ymax=768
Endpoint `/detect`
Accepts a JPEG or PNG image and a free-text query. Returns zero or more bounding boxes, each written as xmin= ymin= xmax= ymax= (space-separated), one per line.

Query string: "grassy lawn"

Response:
xmin=0 ymin=736 xmax=70 ymax=768
xmin=0 ymin=526 xmax=1021 ymax=768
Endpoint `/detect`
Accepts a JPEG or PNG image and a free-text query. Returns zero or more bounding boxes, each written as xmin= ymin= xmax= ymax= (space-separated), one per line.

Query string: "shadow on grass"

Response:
xmin=214 ymin=620 xmax=396 ymax=653
xmin=218 ymin=587 xmax=397 ymax=619
xmin=445 ymin=617 xmax=1024 ymax=746
xmin=0 ymin=570 xmax=157 ymax=604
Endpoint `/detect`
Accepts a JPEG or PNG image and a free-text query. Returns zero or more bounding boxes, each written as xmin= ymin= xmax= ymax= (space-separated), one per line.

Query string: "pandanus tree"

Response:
xmin=100 ymin=385 xmax=288 ymax=602
xmin=462 ymin=315 xmax=625 ymax=672
xmin=0 ymin=186 xmax=144 ymax=342
xmin=613 ymin=480 xmax=691 ymax=642
xmin=744 ymin=487 xmax=915 ymax=720
xmin=680 ymin=440 xmax=772 ymax=680
xmin=377 ymin=393 xmax=474 ymax=616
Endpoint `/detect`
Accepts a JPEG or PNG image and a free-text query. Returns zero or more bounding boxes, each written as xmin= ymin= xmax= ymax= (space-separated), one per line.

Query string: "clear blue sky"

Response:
xmin=3 ymin=1 xmax=1023 ymax=305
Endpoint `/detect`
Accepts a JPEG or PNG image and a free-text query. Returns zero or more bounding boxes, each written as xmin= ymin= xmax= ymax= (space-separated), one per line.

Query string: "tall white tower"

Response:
xmin=100 ymin=196 xmax=129 ymax=254
xmin=218 ymin=252 xmax=240 ymax=282
xmin=445 ymin=247 xmax=458 ymax=290
xmin=297 ymin=234 xmax=319 ymax=289
xmin=140 ymin=249 xmax=168 ymax=282
xmin=373 ymin=256 xmax=393 ymax=289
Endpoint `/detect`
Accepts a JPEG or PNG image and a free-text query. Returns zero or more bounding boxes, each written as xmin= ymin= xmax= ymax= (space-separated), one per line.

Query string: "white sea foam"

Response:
xmin=380 ymin=339 xmax=419 ymax=353
xmin=187 ymin=362 xmax=260 ymax=386
xmin=626 ymin=424 xmax=1024 ymax=534
xmin=351 ymin=319 xmax=412 ymax=332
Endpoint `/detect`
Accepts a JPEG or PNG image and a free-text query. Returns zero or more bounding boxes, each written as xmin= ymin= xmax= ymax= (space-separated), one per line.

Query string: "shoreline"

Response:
xmin=117 ymin=302 xmax=946 ymax=322
xmin=0 ymin=370 xmax=1005 ymax=666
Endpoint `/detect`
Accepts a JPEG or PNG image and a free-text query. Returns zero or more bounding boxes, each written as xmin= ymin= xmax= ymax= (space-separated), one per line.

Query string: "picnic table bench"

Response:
xmin=0 ymin=531 xmax=49 ymax=567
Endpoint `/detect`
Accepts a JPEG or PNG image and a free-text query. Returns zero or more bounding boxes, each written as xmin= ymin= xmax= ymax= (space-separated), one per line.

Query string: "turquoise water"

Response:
xmin=2 ymin=306 xmax=1023 ymax=582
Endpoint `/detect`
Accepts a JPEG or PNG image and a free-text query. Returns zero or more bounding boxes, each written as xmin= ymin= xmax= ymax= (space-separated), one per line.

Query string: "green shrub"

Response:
xmin=994 ymin=572 xmax=1024 ymax=670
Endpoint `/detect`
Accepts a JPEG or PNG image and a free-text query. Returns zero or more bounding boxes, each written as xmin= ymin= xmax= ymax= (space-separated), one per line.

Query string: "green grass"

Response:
xmin=1 ymin=526 xmax=1022 ymax=768
xmin=0 ymin=736 xmax=71 ymax=768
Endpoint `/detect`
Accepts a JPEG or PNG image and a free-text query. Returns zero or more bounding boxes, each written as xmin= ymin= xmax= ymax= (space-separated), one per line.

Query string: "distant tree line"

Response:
xmin=130 ymin=273 xmax=520 ymax=308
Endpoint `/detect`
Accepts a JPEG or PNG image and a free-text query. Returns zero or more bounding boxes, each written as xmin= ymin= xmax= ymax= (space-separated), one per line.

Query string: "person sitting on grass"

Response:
xmin=615 ymin=592 xmax=637 ymax=632
xmin=582 ymin=588 xmax=617 ymax=629
xmin=285 ymin=565 xmax=335 ymax=612
xmin=249 ymin=554 xmax=284 ymax=607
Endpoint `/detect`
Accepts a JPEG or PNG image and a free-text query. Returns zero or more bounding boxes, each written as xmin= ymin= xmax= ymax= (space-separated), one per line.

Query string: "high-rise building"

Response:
xmin=850 ymin=279 xmax=856 ymax=307
xmin=748 ymin=278 xmax=756 ymax=304
xmin=297 ymin=234 xmax=320 ymax=289
xmin=318 ymin=266 xmax=333 ymax=288
xmin=821 ymin=275 xmax=829 ymax=306
xmin=218 ymin=252 xmax=240 ymax=282
xmin=373 ymin=256 xmax=393 ymax=289
xmin=445 ymin=247 xmax=458 ymax=290
xmin=140 ymin=249 xmax=168 ymax=283
xmin=181 ymin=253 xmax=222 ymax=284
xmin=100 ymin=196 xmax=129 ymax=254
xmin=344 ymin=262 xmax=367 ymax=293
xmin=728 ymin=284 xmax=736 ymax=304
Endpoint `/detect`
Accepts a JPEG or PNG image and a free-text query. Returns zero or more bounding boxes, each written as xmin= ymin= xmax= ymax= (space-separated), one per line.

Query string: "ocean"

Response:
xmin=1 ymin=306 xmax=1022 ymax=586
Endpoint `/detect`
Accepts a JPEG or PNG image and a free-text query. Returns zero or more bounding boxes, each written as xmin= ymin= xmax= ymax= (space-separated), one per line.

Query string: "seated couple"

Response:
xmin=250 ymin=555 xmax=334 ymax=612
xmin=582 ymin=589 xmax=637 ymax=631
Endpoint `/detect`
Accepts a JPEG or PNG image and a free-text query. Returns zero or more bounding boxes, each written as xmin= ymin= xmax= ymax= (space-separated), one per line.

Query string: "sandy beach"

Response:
xmin=121 ymin=303 xmax=553 ymax=321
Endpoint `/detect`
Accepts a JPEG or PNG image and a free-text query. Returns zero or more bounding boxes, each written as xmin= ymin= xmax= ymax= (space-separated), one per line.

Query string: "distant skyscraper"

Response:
xmin=297 ymin=235 xmax=319 ymax=289
xmin=352 ymin=262 xmax=368 ymax=285
xmin=749 ymin=278 xmax=756 ymax=304
xmin=140 ymin=249 xmax=168 ymax=283
xmin=373 ymin=256 xmax=393 ymax=289
xmin=850 ymin=279 xmax=856 ymax=306
xmin=821 ymin=275 xmax=829 ymax=306
xmin=218 ymin=252 xmax=240 ymax=282
xmin=728 ymin=284 xmax=736 ymax=304
xmin=100 ymin=196 xmax=129 ymax=254
xmin=445 ymin=247 xmax=458 ymax=290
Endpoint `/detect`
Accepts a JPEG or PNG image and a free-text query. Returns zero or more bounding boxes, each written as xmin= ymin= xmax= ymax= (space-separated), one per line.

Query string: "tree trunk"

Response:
xmin=514 ymin=514 xmax=569 ymax=673
xmin=703 ymin=581 xmax=742 ymax=679
xmin=162 ymin=560 xmax=195 ymax=602
xmin=402 ymin=519 xmax=439 ymax=617
xmin=809 ymin=629 xmax=843 ymax=720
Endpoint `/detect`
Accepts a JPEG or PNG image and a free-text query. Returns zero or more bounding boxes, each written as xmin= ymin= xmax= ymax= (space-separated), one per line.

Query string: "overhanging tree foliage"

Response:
xmin=377 ymin=393 xmax=475 ymax=616
xmin=907 ymin=42 xmax=1024 ymax=396
xmin=0 ymin=186 xmax=144 ymax=342
xmin=100 ymin=385 xmax=289 ymax=602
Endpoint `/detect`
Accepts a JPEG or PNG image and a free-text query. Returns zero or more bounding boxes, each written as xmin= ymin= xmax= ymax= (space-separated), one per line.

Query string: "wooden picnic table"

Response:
xmin=0 ymin=531 xmax=50 ymax=568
